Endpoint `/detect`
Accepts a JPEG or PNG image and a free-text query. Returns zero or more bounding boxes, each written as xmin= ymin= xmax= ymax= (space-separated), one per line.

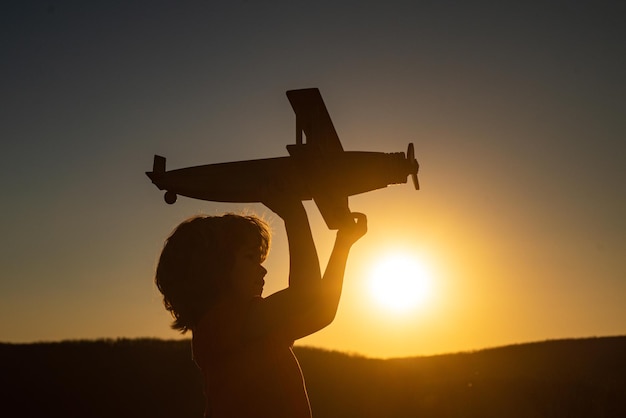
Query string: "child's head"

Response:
xmin=155 ymin=213 xmax=271 ymax=333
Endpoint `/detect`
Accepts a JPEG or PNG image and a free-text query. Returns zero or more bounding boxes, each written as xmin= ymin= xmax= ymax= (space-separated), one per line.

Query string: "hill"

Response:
xmin=1 ymin=336 xmax=624 ymax=417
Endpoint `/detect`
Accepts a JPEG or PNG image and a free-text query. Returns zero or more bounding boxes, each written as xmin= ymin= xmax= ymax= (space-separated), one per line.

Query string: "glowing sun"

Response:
xmin=367 ymin=253 xmax=433 ymax=313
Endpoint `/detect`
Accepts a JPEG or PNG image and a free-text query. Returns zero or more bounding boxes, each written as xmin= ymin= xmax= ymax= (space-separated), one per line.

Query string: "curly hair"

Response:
xmin=155 ymin=213 xmax=271 ymax=333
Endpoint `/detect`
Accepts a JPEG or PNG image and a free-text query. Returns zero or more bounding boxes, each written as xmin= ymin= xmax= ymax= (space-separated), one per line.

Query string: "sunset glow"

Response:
xmin=2 ymin=2 xmax=624 ymax=361
xmin=367 ymin=252 xmax=433 ymax=314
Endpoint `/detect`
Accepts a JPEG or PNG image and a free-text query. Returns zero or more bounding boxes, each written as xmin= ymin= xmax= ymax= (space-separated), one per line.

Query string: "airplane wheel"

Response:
xmin=164 ymin=191 xmax=177 ymax=204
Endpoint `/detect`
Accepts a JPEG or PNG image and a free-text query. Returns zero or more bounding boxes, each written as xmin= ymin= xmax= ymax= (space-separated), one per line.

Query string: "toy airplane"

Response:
xmin=146 ymin=88 xmax=419 ymax=229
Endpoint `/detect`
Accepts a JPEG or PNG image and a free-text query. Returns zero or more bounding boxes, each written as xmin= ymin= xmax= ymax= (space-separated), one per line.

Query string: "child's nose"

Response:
xmin=260 ymin=265 xmax=267 ymax=275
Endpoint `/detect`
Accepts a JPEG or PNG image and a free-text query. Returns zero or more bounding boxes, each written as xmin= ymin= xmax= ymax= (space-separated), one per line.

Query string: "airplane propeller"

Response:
xmin=407 ymin=142 xmax=420 ymax=190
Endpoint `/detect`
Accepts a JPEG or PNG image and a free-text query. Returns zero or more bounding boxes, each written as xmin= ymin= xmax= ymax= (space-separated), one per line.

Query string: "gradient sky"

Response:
xmin=2 ymin=1 xmax=624 ymax=358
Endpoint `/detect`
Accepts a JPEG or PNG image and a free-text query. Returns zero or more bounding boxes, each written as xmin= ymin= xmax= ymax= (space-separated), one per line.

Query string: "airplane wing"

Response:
xmin=313 ymin=194 xmax=352 ymax=230
xmin=286 ymin=88 xmax=344 ymax=152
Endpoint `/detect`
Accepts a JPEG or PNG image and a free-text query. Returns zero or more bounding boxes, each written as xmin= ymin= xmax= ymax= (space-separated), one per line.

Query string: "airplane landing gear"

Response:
xmin=164 ymin=191 xmax=177 ymax=204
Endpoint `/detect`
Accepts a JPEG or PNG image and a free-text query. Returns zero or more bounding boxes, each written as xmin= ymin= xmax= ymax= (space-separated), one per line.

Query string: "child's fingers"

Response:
xmin=351 ymin=212 xmax=366 ymax=225
xmin=352 ymin=213 xmax=367 ymax=238
xmin=338 ymin=212 xmax=367 ymax=243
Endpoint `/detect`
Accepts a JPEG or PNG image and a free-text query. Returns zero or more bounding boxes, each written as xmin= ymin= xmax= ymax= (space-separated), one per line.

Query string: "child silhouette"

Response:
xmin=155 ymin=199 xmax=366 ymax=418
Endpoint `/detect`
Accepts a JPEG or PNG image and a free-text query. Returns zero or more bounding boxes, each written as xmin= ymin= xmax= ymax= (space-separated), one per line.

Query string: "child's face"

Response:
xmin=229 ymin=243 xmax=267 ymax=299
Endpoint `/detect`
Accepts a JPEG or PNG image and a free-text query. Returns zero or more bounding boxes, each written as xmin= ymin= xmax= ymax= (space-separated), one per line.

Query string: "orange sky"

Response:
xmin=1 ymin=1 xmax=624 ymax=358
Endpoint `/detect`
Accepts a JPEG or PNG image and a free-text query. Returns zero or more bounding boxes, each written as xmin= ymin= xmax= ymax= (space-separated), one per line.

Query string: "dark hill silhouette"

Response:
xmin=1 ymin=336 xmax=624 ymax=417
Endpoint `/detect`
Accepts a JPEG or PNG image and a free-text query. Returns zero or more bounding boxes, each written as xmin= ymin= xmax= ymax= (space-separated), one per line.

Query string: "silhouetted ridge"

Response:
xmin=1 ymin=337 xmax=624 ymax=418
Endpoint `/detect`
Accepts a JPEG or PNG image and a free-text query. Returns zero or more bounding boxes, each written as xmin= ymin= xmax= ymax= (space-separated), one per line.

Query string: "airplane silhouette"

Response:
xmin=146 ymin=88 xmax=419 ymax=229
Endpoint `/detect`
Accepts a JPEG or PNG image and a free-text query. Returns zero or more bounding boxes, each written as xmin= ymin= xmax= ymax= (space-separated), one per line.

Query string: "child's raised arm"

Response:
xmin=280 ymin=201 xmax=322 ymax=290
xmin=309 ymin=212 xmax=367 ymax=333
xmin=243 ymin=197 xmax=366 ymax=342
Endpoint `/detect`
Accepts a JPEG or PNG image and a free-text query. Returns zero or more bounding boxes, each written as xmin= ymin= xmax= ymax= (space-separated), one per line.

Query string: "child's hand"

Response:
xmin=337 ymin=212 xmax=367 ymax=245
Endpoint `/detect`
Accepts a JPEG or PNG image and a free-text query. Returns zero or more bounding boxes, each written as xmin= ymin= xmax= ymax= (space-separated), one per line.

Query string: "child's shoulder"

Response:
xmin=194 ymin=296 xmax=265 ymax=352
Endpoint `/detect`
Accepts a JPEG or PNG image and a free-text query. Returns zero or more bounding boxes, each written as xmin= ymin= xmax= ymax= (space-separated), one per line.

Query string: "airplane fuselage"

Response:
xmin=146 ymin=149 xmax=413 ymax=204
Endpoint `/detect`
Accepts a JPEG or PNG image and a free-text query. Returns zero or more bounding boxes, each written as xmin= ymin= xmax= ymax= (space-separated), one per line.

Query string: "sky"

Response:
xmin=1 ymin=0 xmax=624 ymax=358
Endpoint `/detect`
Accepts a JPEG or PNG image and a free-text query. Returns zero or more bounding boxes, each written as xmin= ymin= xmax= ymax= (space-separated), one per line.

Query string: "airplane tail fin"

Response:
xmin=146 ymin=155 xmax=166 ymax=183
xmin=152 ymin=155 xmax=166 ymax=173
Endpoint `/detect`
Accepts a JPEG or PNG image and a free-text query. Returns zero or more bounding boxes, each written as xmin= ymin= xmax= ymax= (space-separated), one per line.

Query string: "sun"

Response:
xmin=367 ymin=252 xmax=433 ymax=314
